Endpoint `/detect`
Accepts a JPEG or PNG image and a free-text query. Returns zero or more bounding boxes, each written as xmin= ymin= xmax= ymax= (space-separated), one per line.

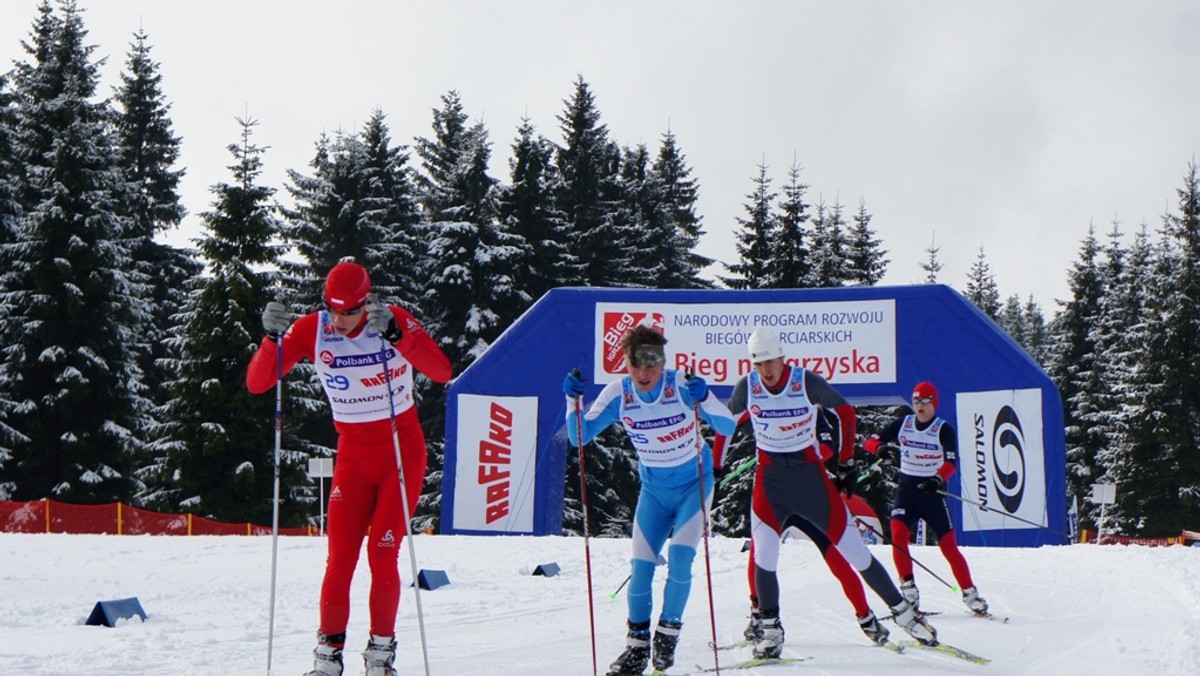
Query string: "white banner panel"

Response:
xmin=453 ymin=394 xmax=538 ymax=533
xmin=956 ymin=388 xmax=1046 ymax=532
xmin=593 ymin=300 xmax=896 ymax=386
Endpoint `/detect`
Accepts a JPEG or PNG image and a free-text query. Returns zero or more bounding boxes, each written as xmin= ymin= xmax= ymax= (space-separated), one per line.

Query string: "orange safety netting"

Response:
xmin=0 ymin=499 xmax=316 ymax=536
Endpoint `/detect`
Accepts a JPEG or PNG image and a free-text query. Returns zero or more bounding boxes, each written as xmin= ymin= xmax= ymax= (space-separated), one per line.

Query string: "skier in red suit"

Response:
xmin=247 ymin=261 xmax=451 ymax=676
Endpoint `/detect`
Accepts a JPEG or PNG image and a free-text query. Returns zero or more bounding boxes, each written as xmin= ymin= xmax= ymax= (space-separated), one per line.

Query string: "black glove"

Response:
xmin=262 ymin=301 xmax=291 ymax=340
xmin=835 ymin=461 xmax=860 ymax=497
xmin=919 ymin=476 xmax=944 ymax=494
xmin=365 ymin=294 xmax=402 ymax=343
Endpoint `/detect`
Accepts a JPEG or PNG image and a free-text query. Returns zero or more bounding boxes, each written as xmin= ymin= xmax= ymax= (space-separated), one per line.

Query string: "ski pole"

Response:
xmin=689 ymin=381 xmax=719 ymax=675
xmin=936 ymin=489 xmax=1069 ymax=539
xmin=267 ymin=332 xmax=283 ymax=675
xmin=382 ymin=338 xmax=431 ymax=676
xmin=572 ymin=370 xmax=599 ymax=676
xmin=852 ymin=516 xmax=956 ymax=590
xmin=608 ymin=574 xmax=631 ymax=601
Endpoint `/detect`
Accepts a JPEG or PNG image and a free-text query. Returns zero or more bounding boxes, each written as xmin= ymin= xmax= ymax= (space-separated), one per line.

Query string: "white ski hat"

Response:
xmin=748 ymin=328 xmax=785 ymax=363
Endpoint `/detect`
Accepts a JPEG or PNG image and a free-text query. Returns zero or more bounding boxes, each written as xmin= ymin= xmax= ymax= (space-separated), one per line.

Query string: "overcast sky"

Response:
xmin=3 ymin=1 xmax=1198 ymax=312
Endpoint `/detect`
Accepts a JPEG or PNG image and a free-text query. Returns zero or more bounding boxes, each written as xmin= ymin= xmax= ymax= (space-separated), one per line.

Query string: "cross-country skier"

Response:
xmin=563 ymin=323 xmax=735 ymax=675
xmin=725 ymin=406 xmax=905 ymax=648
xmin=723 ymin=328 xmax=936 ymax=659
xmin=863 ymin=381 xmax=990 ymax=616
xmin=247 ymin=260 xmax=452 ymax=676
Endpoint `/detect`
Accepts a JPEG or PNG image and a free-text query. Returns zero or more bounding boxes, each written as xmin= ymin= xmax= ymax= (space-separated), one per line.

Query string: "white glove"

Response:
xmin=262 ymin=301 xmax=291 ymax=339
xmin=365 ymin=294 xmax=401 ymax=343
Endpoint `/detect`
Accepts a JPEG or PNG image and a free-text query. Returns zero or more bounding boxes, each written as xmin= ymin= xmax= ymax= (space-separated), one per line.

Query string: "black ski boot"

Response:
xmin=362 ymin=634 xmax=397 ymax=676
xmin=303 ymin=632 xmax=345 ymax=676
xmin=651 ymin=620 xmax=682 ymax=671
xmin=606 ymin=620 xmax=651 ymax=676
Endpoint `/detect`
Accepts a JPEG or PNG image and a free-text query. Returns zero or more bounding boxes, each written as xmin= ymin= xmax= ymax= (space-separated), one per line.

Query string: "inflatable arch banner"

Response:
xmin=441 ymin=285 xmax=1067 ymax=547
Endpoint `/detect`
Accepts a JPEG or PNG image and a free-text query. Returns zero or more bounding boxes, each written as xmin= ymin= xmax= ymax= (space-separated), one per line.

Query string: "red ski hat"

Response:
xmin=324 ymin=261 xmax=371 ymax=310
xmin=912 ymin=381 xmax=938 ymax=407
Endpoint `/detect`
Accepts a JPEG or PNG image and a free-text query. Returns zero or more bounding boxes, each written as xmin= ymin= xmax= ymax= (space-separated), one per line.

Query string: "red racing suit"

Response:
xmin=246 ymin=305 xmax=451 ymax=637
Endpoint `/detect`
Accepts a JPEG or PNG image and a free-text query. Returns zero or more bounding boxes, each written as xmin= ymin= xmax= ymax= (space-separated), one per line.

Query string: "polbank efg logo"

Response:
xmin=975 ymin=405 xmax=1026 ymax=513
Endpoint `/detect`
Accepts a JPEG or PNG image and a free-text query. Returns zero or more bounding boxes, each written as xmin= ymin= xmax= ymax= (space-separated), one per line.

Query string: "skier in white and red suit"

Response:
xmin=863 ymin=380 xmax=990 ymax=617
xmin=721 ymin=328 xmax=937 ymax=659
xmin=247 ymin=260 xmax=451 ymax=676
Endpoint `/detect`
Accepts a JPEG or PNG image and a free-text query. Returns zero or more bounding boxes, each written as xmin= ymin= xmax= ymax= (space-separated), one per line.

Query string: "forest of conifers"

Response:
xmin=2 ymin=1 xmax=1197 ymax=538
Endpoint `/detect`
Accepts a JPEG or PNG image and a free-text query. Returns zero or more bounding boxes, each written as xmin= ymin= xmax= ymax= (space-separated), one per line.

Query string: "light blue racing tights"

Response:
xmin=626 ymin=474 xmax=714 ymax=625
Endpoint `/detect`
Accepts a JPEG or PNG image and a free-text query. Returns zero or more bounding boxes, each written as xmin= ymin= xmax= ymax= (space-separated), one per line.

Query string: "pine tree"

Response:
xmin=620 ymin=143 xmax=679 ymax=288
xmin=1115 ymin=163 xmax=1200 ymax=533
xmin=111 ymin=27 xmax=197 ymax=412
xmin=144 ymin=117 xmax=315 ymax=524
xmin=498 ymin=116 xmax=575 ymax=306
xmin=653 ymin=130 xmax=711 ymax=288
xmin=1021 ymin=295 xmax=1049 ymax=366
xmin=806 ymin=197 xmax=852 ymax=288
xmin=963 ymin=245 xmax=1002 ymax=319
xmin=555 ymin=76 xmax=631 ymax=286
xmin=1045 ymin=226 xmax=1106 ymax=527
xmin=845 ymin=199 xmax=888 ymax=286
xmin=919 ymin=234 xmax=942 ymax=283
xmin=721 ymin=163 xmax=776 ymax=289
xmin=414 ymin=93 xmax=523 ymax=529
xmin=769 ymin=160 xmax=811 ymax=289
xmin=0 ymin=0 xmax=150 ymax=502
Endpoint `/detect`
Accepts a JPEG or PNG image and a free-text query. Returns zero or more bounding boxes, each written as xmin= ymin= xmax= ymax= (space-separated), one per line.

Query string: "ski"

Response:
xmin=971 ymin=610 xmax=1010 ymax=623
xmin=879 ymin=640 xmax=906 ymax=654
xmin=694 ymin=656 xmax=812 ymax=672
xmin=897 ymin=640 xmax=991 ymax=665
xmin=710 ymin=639 xmax=752 ymax=652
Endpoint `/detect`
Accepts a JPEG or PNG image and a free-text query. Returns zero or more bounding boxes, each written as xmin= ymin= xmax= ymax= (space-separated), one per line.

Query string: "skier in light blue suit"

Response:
xmin=564 ymin=323 xmax=735 ymax=676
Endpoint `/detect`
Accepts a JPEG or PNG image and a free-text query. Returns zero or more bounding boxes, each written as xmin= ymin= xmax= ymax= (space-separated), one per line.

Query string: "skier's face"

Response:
xmin=912 ymin=397 xmax=936 ymax=422
xmin=626 ymin=363 xmax=663 ymax=392
xmin=326 ymin=303 xmax=367 ymax=336
xmin=753 ymin=357 xmax=786 ymax=388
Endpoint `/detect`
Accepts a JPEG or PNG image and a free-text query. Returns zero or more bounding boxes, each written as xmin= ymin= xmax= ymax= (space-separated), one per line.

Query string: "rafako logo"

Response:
xmin=974 ymin=405 xmax=1026 ymax=513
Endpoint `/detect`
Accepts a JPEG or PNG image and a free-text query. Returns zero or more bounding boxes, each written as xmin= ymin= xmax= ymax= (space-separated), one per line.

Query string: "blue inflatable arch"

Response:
xmin=441 ymin=285 xmax=1067 ymax=547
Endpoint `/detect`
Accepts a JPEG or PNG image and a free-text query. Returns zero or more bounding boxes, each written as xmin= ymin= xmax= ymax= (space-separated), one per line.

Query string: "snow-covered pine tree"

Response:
xmin=555 ymin=76 xmax=631 ymax=286
xmin=1045 ymin=226 xmax=1106 ymax=528
xmin=144 ymin=117 xmax=317 ymax=525
xmin=621 ymin=142 xmax=682 ymax=288
xmin=413 ymin=91 xmax=524 ymax=529
xmin=1113 ymin=163 xmax=1200 ymax=534
xmin=963 ymin=245 xmax=1002 ymax=319
xmin=498 ymin=116 xmax=575 ymax=306
xmin=845 ymin=199 xmax=888 ymax=287
xmin=653 ymin=130 xmax=712 ymax=289
xmin=111 ymin=27 xmax=198 ymax=413
xmin=805 ymin=197 xmax=853 ymax=288
xmin=769 ymin=160 xmax=812 ymax=289
xmin=0 ymin=0 xmax=151 ymax=503
xmin=721 ymin=163 xmax=777 ymax=289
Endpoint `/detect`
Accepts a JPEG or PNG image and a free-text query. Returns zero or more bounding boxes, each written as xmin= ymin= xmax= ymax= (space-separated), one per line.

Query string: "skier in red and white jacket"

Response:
xmin=246 ymin=260 xmax=451 ymax=676
xmin=863 ymin=381 xmax=990 ymax=617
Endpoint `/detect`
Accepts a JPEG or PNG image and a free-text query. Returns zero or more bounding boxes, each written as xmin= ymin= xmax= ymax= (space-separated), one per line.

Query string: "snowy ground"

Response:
xmin=1 ymin=532 xmax=1197 ymax=676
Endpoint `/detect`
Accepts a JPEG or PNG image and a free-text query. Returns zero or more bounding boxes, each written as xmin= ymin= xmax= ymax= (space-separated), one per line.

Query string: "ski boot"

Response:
xmin=303 ymin=632 xmax=345 ymax=676
xmin=753 ymin=609 xmax=785 ymax=659
xmin=900 ymin=577 xmax=921 ymax=612
xmin=890 ymin=599 xmax=937 ymax=645
xmin=962 ymin=586 xmax=990 ymax=615
xmin=743 ymin=606 xmax=762 ymax=642
xmin=362 ymin=634 xmax=397 ymax=676
xmin=651 ymin=620 xmax=682 ymax=671
xmin=606 ymin=620 xmax=651 ymax=676
xmin=857 ymin=610 xmax=890 ymax=645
